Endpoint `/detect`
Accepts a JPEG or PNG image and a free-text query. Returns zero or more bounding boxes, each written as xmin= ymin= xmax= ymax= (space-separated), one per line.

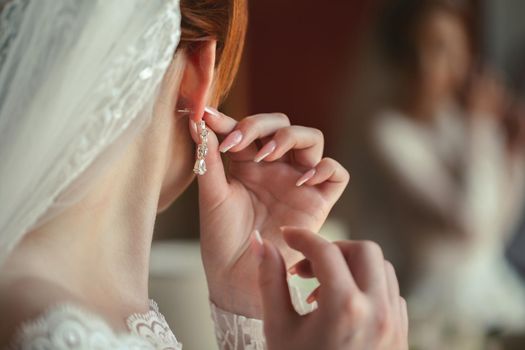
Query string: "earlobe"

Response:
xmin=178 ymin=40 xmax=217 ymax=123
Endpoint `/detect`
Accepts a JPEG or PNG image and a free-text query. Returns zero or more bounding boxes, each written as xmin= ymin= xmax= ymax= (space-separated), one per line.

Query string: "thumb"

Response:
xmin=191 ymin=118 xmax=229 ymax=207
xmin=259 ymin=239 xmax=297 ymax=330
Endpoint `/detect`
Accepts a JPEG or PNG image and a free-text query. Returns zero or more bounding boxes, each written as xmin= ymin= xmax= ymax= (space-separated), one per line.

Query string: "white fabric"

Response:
xmin=9 ymin=300 xmax=181 ymax=350
xmin=0 ymin=0 xmax=181 ymax=266
xmin=8 ymin=299 xmax=269 ymax=350
xmin=210 ymin=285 xmax=316 ymax=350
xmin=210 ymin=303 xmax=266 ymax=350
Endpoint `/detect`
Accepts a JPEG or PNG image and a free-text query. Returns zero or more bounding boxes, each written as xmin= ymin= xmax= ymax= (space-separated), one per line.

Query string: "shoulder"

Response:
xmin=0 ymin=275 xmax=81 ymax=348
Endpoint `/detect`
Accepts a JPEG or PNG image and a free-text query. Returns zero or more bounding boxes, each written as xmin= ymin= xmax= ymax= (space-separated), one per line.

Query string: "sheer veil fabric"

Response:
xmin=0 ymin=0 xmax=182 ymax=266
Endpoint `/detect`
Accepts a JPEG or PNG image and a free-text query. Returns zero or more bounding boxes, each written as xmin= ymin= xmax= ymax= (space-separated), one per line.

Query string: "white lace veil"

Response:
xmin=0 ymin=0 xmax=182 ymax=266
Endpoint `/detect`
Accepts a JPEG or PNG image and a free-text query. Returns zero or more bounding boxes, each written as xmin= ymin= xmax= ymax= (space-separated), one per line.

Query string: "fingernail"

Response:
xmin=296 ymin=169 xmax=316 ymax=187
xmin=219 ymin=130 xmax=243 ymax=153
xmin=190 ymin=120 xmax=198 ymax=134
xmin=204 ymin=106 xmax=220 ymax=117
xmin=254 ymin=230 xmax=263 ymax=245
xmin=254 ymin=140 xmax=277 ymax=163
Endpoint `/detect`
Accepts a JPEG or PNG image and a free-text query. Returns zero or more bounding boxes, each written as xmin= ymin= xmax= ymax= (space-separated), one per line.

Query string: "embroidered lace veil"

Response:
xmin=0 ymin=0 xmax=182 ymax=265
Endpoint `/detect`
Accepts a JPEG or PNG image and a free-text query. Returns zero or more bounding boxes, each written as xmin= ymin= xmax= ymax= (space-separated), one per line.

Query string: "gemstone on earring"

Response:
xmin=200 ymin=127 xmax=209 ymax=140
xmin=193 ymin=120 xmax=208 ymax=176
xmin=193 ymin=158 xmax=207 ymax=175
xmin=197 ymin=144 xmax=208 ymax=158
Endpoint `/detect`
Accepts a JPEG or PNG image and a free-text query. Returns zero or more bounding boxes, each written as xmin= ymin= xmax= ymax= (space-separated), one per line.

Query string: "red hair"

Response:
xmin=178 ymin=0 xmax=248 ymax=105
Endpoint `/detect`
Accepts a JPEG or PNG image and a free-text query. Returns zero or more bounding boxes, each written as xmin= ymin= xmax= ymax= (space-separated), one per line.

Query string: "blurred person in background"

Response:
xmin=340 ymin=0 xmax=525 ymax=348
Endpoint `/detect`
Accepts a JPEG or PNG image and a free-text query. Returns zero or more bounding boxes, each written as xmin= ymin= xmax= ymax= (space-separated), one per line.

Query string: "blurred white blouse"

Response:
xmin=372 ymin=104 xmax=525 ymax=342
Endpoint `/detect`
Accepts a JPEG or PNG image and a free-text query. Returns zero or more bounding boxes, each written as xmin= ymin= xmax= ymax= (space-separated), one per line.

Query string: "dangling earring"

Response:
xmin=177 ymin=108 xmax=208 ymax=175
xmin=193 ymin=120 xmax=208 ymax=175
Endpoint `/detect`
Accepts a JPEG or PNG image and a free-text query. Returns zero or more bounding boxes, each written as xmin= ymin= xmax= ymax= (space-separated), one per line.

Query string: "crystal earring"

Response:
xmin=176 ymin=108 xmax=208 ymax=175
xmin=193 ymin=120 xmax=208 ymax=175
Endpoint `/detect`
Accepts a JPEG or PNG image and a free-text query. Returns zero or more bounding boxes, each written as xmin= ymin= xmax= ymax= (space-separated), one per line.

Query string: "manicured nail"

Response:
xmin=254 ymin=140 xmax=277 ymax=163
xmin=204 ymin=106 xmax=220 ymax=117
xmin=190 ymin=120 xmax=198 ymax=135
xmin=254 ymin=230 xmax=263 ymax=245
xmin=296 ymin=169 xmax=316 ymax=187
xmin=219 ymin=130 xmax=243 ymax=153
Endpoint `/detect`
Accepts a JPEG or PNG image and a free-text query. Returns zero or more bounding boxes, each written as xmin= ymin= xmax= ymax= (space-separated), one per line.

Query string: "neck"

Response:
xmin=3 ymin=120 xmax=170 ymax=316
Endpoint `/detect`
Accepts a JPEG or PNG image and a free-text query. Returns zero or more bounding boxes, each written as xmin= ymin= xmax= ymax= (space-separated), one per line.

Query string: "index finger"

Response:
xmin=333 ymin=240 xmax=389 ymax=303
xmin=203 ymin=108 xmax=238 ymax=134
xmin=282 ymin=227 xmax=357 ymax=306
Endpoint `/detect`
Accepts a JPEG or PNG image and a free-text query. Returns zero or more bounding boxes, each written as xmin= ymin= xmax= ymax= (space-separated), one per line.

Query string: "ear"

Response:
xmin=179 ymin=40 xmax=217 ymax=123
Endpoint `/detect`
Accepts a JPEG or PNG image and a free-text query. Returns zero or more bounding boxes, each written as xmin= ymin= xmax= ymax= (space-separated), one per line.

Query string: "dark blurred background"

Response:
xmin=153 ymin=1 xmax=525 ymax=349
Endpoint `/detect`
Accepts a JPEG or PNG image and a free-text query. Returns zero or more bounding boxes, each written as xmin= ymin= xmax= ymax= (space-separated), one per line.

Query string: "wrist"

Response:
xmin=208 ymin=282 xmax=263 ymax=319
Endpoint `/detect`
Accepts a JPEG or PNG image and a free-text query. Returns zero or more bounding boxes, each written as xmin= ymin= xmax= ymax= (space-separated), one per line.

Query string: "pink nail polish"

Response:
xmin=204 ymin=106 xmax=220 ymax=117
xmin=219 ymin=130 xmax=243 ymax=153
xmin=254 ymin=140 xmax=277 ymax=163
xmin=296 ymin=169 xmax=316 ymax=187
xmin=254 ymin=230 xmax=263 ymax=245
xmin=190 ymin=120 xmax=198 ymax=134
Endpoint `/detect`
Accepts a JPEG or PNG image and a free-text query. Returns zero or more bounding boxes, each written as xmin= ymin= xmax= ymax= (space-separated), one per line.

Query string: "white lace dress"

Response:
xmin=7 ymin=300 xmax=264 ymax=350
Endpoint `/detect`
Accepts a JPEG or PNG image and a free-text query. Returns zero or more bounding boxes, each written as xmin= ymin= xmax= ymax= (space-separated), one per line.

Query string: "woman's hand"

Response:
xmin=259 ymin=227 xmax=409 ymax=350
xmin=195 ymin=110 xmax=349 ymax=317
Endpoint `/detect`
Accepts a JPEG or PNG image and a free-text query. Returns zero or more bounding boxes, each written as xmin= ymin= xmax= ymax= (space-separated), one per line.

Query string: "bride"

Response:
xmin=0 ymin=0 xmax=408 ymax=349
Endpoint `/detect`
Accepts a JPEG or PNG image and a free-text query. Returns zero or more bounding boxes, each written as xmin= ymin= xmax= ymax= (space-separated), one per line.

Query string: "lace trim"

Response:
xmin=9 ymin=300 xmax=181 ymax=350
xmin=9 ymin=303 xmax=153 ymax=350
xmin=210 ymin=302 xmax=266 ymax=350
xmin=209 ymin=285 xmax=317 ymax=350
xmin=127 ymin=300 xmax=182 ymax=350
